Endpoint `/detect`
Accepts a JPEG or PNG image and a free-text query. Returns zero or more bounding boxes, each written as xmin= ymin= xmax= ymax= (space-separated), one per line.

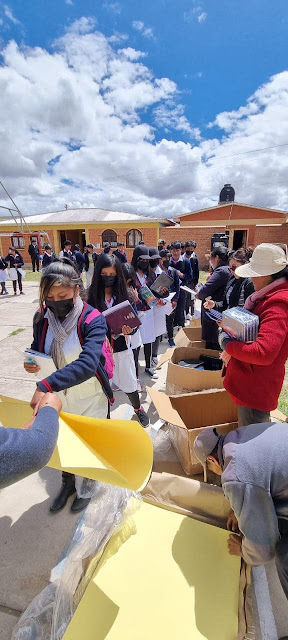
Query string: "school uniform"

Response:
xmin=42 ymin=252 xmax=55 ymax=269
xmin=5 ymin=252 xmax=24 ymax=293
xmin=170 ymin=255 xmax=193 ymax=327
xmin=112 ymin=249 xmax=127 ymax=264
xmin=104 ymin=296 xmax=138 ymax=394
xmin=0 ymin=257 xmax=8 ymax=293
xmin=84 ymin=252 xmax=98 ymax=287
xmin=134 ymin=271 xmax=156 ymax=372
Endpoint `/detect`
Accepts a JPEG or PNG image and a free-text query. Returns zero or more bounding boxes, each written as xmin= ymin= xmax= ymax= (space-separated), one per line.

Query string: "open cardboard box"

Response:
xmin=148 ymin=387 xmax=238 ymax=475
xmin=174 ymin=326 xmax=205 ymax=348
xmin=166 ymin=346 xmax=223 ymax=394
xmin=189 ymin=316 xmax=201 ymax=328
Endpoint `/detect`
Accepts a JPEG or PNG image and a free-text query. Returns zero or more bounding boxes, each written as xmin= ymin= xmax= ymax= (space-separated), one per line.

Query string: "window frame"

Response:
xmin=11 ymin=235 xmax=25 ymax=249
xmin=126 ymin=229 xmax=143 ymax=249
xmin=102 ymin=229 xmax=118 ymax=248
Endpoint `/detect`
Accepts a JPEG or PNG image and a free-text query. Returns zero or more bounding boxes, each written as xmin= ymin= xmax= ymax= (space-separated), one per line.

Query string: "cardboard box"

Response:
xmin=166 ymin=346 xmax=223 ymax=394
xmin=189 ymin=316 xmax=201 ymax=328
xmin=174 ymin=326 xmax=206 ymax=348
xmin=148 ymin=387 xmax=238 ymax=475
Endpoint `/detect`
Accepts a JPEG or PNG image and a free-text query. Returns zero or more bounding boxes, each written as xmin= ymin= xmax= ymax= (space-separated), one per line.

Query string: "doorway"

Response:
xmin=233 ymin=230 xmax=247 ymax=250
xmin=59 ymin=229 xmax=86 ymax=250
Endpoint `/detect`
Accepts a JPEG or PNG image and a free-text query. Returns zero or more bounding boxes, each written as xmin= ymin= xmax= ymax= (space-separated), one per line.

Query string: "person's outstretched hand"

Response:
xmin=38 ymin=393 xmax=62 ymax=413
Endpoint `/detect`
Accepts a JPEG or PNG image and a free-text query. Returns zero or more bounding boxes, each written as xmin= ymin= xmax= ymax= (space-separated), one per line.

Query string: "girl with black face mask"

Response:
xmin=88 ymin=254 xmax=149 ymax=428
xmin=23 ymin=258 xmax=113 ymax=514
xmin=131 ymin=246 xmax=158 ymax=379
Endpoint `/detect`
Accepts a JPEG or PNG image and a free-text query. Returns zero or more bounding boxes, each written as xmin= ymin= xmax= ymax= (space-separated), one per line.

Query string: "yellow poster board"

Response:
xmin=64 ymin=502 xmax=240 ymax=640
xmin=0 ymin=395 xmax=153 ymax=491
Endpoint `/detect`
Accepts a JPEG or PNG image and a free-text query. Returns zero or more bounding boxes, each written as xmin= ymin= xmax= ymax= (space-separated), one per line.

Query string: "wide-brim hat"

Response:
xmin=235 ymin=243 xmax=288 ymax=278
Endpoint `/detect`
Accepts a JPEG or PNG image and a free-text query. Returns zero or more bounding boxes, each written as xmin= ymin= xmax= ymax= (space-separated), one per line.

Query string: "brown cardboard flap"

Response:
xmin=270 ymin=408 xmax=287 ymax=421
xmin=156 ymin=347 xmax=175 ymax=369
xmin=149 ymin=387 xmax=238 ymax=430
xmin=189 ymin=317 xmax=201 ymax=328
xmin=142 ymin=471 xmax=231 ymax=529
xmin=174 ymin=326 xmax=204 ymax=348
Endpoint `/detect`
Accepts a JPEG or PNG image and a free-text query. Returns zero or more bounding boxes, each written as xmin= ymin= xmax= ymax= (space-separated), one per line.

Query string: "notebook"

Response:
xmin=150 ymin=272 xmax=173 ymax=295
xmin=24 ymin=349 xmax=57 ymax=378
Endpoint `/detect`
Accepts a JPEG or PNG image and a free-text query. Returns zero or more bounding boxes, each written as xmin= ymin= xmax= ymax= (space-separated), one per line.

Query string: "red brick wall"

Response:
xmin=1 ymin=229 xmax=56 ymax=265
xmin=181 ymin=203 xmax=286 ymax=223
xmin=88 ymin=226 xmax=158 ymax=262
xmin=254 ymin=225 xmax=288 ymax=246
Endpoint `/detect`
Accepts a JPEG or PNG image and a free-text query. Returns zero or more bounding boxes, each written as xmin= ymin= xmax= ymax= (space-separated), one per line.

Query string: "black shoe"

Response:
xmin=144 ymin=367 xmax=159 ymax=379
xmin=135 ymin=406 xmax=150 ymax=427
xmin=71 ymin=496 xmax=91 ymax=512
xmin=50 ymin=482 xmax=76 ymax=512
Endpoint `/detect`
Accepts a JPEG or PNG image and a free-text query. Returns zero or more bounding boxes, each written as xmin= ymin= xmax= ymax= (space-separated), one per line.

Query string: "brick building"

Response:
xmin=0 ymin=199 xmax=287 ymax=269
xmin=0 ymin=208 xmax=172 ymax=265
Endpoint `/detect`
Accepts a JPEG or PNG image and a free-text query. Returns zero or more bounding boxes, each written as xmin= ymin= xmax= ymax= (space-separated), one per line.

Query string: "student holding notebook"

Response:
xmin=88 ymin=253 xmax=149 ymax=427
xmin=23 ymin=259 xmax=113 ymax=514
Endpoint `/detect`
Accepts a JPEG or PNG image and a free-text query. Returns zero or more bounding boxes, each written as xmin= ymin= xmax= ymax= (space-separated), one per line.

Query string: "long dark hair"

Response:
xmin=122 ymin=263 xmax=137 ymax=288
xmin=88 ymin=253 xmax=129 ymax=311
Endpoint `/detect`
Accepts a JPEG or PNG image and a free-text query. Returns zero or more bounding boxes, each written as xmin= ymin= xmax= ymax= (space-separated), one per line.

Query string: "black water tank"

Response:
xmin=219 ymin=183 xmax=235 ymax=203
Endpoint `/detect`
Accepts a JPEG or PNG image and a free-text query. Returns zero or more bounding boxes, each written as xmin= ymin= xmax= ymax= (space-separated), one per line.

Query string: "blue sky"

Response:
xmin=0 ymin=0 xmax=288 ymax=215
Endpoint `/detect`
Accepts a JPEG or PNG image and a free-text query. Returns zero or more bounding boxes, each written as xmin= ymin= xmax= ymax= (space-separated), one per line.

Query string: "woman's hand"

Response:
xmin=160 ymin=287 xmax=169 ymax=295
xmin=30 ymin=388 xmax=46 ymax=415
xmin=38 ymin=392 xmax=62 ymax=414
xmin=220 ymin=350 xmax=231 ymax=366
xmin=131 ymin=287 xmax=139 ymax=303
xmin=156 ymin=298 xmax=166 ymax=306
xmin=204 ymin=300 xmax=215 ymax=310
xmin=171 ymin=299 xmax=177 ymax=309
xmin=122 ymin=325 xmax=133 ymax=335
xmin=24 ymin=362 xmax=40 ymax=374
xmin=227 ymin=511 xmax=240 ymax=533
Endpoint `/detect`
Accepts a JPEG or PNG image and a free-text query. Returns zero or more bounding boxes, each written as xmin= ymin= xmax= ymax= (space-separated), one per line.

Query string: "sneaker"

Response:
xmin=3 ymin=291 xmax=8 ymax=295
xmin=168 ymin=338 xmax=176 ymax=347
xmin=151 ymin=356 xmax=158 ymax=368
xmin=111 ymin=382 xmax=120 ymax=392
xmin=20 ymin=291 xmax=25 ymax=295
xmin=134 ymin=406 xmax=150 ymax=427
xmin=145 ymin=367 xmax=159 ymax=379
xmin=186 ymin=313 xmax=192 ymax=320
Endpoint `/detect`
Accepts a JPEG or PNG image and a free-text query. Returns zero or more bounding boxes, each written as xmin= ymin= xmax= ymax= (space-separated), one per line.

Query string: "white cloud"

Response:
xmin=103 ymin=1 xmax=121 ymax=14
xmin=198 ymin=12 xmax=207 ymax=23
xmin=65 ymin=0 xmax=74 ymax=5
xmin=132 ymin=20 xmax=155 ymax=39
xmin=0 ymin=20 xmax=288 ymax=218
xmin=3 ymin=4 xmax=20 ymax=24
xmin=184 ymin=6 xmax=207 ymax=24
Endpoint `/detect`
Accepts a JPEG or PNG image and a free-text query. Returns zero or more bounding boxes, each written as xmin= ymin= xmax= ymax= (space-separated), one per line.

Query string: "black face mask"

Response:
xmin=185 ymin=250 xmax=192 ymax=256
xmin=162 ymin=259 xmax=170 ymax=269
xmin=138 ymin=261 xmax=149 ymax=272
xmin=45 ymin=298 xmax=74 ymax=319
xmin=101 ymin=274 xmax=116 ymax=288
xmin=150 ymin=259 xmax=159 ymax=269
xmin=103 ymin=247 xmax=110 ymax=253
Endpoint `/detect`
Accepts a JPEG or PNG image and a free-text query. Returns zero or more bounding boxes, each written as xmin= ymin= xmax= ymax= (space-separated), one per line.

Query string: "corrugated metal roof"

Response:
xmin=0 ymin=208 xmax=166 ymax=226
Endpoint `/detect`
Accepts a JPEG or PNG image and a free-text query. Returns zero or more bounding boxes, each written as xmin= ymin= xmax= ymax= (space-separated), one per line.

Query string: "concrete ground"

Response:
xmin=0 ymin=279 xmax=288 ymax=639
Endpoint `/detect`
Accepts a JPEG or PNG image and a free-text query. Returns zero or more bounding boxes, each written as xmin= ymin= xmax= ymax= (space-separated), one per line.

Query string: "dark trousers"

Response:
xmin=175 ymin=289 xmax=186 ymax=327
xmin=126 ymin=390 xmax=140 ymax=411
xmin=1 ymin=282 xmax=7 ymax=293
xmin=31 ymin=256 xmax=39 ymax=272
xmin=133 ymin=344 xmax=152 ymax=376
xmin=185 ymin=282 xmax=195 ymax=315
xmin=166 ymin=308 xmax=176 ymax=340
xmin=275 ymin=519 xmax=288 ymax=599
xmin=12 ymin=270 xmax=22 ymax=293
xmin=152 ymin=336 xmax=161 ymax=359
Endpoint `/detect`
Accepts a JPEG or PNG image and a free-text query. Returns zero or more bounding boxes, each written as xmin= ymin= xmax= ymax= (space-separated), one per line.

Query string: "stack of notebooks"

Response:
xmin=178 ymin=355 xmax=222 ymax=371
xmin=222 ymin=306 xmax=259 ymax=342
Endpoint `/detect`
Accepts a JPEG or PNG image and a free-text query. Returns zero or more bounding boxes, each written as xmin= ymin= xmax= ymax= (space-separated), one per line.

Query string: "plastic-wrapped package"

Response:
xmin=12 ymin=483 xmax=141 ymax=640
xmin=74 ymin=476 xmax=100 ymax=499
xmin=150 ymin=426 xmax=174 ymax=462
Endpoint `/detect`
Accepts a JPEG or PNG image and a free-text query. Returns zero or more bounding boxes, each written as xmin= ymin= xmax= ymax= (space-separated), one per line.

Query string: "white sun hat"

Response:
xmin=235 ymin=243 xmax=288 ymax=278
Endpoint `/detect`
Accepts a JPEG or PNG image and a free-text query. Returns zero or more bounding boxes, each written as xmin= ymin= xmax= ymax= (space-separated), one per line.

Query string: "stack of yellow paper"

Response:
xmin=63 ymin=501 xmax=240 ymax=640
xmin=0 ymin=395 xmax=153 ymax=491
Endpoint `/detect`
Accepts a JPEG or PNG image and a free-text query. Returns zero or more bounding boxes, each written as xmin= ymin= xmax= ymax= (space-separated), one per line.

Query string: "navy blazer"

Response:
xmin=197 ymin=265 xmax=231 ymax=343
xmin=5 ymin=253 xmax=24 ymax=268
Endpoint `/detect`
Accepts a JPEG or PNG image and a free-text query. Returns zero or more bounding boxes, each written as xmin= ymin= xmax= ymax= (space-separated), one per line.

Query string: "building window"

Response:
xmin=126 ymin=229 xmax=142 ymax=248
xmin=11 ymin=236 xmax=25 ymax=249
xmin=102 ymin=229 xmax=117 ymax=247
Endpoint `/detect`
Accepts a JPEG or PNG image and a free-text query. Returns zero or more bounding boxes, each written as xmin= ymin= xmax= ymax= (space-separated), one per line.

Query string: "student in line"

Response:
xmin=204 ymin=247 xmax=254 ymax=313
xmin=169 ymin=241 xmax=193 ymax=328
xmin=5 ymin=247 xmax=25 ymax=295
xmin=88 ymin=253 xmax=149 ymax=427
xmin=158 ymin=249 xmax=180 ymax=346
xmin=0 ymin=255 xmax=9 ymax=295
xmin=131 ymin=245 xmax=157 ymax=379
xmin=73 ymin=244 xmax=85 ymax=274
xmin=121 ymin=263 xmax=143 ymax=392
xmin=184 ymin=240 xmax=199 ymax=319
xmin=24 ymin=259 xmax=112 ymax=513
xmin=113 ymin=242 xmax=127 ymax=264
xmin=84 ymin=244 xmax=98 ymax=287
xmin=197 ymin=246 xmax=230 ymax=349
xmin=42 ymin=245 xmax=56 ymax=269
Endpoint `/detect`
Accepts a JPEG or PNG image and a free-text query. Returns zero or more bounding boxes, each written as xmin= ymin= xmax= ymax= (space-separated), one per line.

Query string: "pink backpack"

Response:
xmin=78 ymin=304 xmax=114 ymax=379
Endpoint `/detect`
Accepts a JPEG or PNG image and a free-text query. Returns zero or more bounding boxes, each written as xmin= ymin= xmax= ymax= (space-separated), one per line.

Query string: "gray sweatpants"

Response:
xmin=275 ymin=519 xmax=288 ymax=600
xmin=237 ymin=405 xmax=270 ymax=428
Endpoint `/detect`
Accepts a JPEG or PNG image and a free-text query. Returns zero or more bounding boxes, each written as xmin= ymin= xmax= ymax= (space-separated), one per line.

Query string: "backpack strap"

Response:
xmin=77 ymin=301 xmax=89 ymax=346
xmin=39 ymin=317 xmax=49 ymax=353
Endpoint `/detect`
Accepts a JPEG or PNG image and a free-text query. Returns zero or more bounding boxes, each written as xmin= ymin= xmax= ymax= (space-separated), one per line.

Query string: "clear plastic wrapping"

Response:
xmin=12 ymin=483 xmax=141 ymax=640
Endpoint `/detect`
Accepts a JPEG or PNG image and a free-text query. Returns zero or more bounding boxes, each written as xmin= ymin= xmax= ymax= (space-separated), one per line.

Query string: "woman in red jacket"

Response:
xmin=220 ymin=243 xmax=288 ymax=427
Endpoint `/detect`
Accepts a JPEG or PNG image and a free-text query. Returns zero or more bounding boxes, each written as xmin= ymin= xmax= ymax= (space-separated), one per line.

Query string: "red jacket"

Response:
xmin=224 ymin=281 xmax=288 ymax=411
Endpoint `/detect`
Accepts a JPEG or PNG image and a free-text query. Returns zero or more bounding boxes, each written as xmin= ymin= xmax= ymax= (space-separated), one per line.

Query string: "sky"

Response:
xmin=0 ymin=0 xmax=288 ymax=218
